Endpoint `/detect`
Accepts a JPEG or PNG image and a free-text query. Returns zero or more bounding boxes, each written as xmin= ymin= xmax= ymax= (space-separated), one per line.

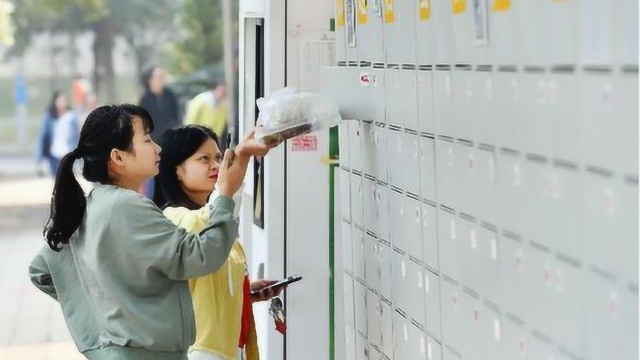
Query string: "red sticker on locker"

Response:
xmin=291 ymin=134 xmax=318 ymax=152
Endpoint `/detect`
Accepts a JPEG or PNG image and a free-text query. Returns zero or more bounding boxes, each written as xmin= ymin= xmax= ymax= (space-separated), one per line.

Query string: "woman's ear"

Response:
xmin=176 ymin=164 xmax=184 ymax=182
xmin=110 ymin=149 xmax=127 ymax=168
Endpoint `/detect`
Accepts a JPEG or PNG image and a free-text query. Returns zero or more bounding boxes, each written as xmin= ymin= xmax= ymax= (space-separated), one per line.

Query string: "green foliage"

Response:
xmin=167 ymin=0 xmax=223 ymax=76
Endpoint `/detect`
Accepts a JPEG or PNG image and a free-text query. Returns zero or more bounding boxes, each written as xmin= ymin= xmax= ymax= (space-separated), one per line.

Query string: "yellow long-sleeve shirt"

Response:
xmin=184 ymin=92 xmax=228 ymax=138
xmin=164 ymin=205 xmax=259 ymax=360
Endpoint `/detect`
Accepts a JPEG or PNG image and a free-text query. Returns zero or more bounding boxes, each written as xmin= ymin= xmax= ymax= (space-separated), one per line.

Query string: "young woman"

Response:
xmin=154 ymin=125 xmax=282 ymax=360
xmin=29 ymin=104 xmax=274 ymax=360
xmin=36 ymin=91 xmax=80 ymax=176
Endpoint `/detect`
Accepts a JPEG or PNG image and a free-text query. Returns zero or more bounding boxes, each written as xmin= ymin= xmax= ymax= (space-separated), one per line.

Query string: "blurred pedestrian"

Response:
xmin=139 ymin=66 xmax=181 ymax=197
xmin=139 ymin=66 xmax=180 ymax=139
xmin=35 ymin=91 xmax=79 ymax=176
xmin=184 ymin=81 xmax=229 ymax=151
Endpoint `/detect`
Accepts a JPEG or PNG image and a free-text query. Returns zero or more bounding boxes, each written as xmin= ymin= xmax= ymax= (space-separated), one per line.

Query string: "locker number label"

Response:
xmin=384 ymin=0 xmax=395 ymax=23
xmin=419 ymin=0 xmax=431 ymax=21
xmin=358 ymin=0 xmax=367 ymax=24
xmin=492 ymin=0 xmax=510 ymax=11
xmin=336 ymin=0 xmax=346 ymax=27
xmin=452 ymin=0 xmax=466 ymax=14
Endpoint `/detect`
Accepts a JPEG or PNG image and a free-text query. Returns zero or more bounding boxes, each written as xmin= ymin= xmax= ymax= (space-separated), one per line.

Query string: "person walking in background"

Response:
xmin=35 ymin=91 xmax=79 ymax=176
xmin=78 ymin=91 xmax=99 ymax=129
xmin=139 ymin=65 xmax=181 ymax=197
xmin=184 ymin=81 xmax=229 ymax=151
xmin=139 ymin=66 xmax=181 ymax=139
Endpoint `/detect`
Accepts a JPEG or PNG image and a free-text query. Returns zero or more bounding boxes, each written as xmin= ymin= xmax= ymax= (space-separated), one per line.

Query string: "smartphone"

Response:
xmin=251 ymin=275 xmax=302 ymax=296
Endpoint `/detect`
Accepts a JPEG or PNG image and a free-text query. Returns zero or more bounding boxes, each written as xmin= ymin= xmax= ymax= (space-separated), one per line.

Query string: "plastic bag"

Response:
xmin=255 ymin=87 xmax=342 ymax=143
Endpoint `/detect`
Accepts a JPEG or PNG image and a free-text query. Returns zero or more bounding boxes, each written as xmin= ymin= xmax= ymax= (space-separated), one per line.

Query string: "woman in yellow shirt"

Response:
xmin=153 ymin=125 xmax=283 ymax=360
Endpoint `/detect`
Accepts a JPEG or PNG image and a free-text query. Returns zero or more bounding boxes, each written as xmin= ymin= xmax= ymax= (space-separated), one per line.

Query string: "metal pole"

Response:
xmin=221 ymin=0 xmax=236 ymax=143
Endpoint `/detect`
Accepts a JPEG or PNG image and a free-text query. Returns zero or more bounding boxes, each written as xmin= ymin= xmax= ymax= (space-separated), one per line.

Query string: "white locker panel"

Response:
xmin=449 ymin=0 xmax=473 ymax=65
xmin=402 ymin=132 xmax=421 ymax=196
xmin=351 ymin=173 xmax=364 ymax=229
xmin=614 ymin=0 xmax=639 ymax=66
xmin=383 ymin=0 xmax=401 ymax=65
xmin=586 ymin=274 xmax=638 ymax=360
xmin=516 ymin=0 xmax=543 ymax=66
xmin=474 ymin=147 xmax=498 ymax=224
xmin=355 ymin=281 xmax=368 ymax=336
xmin=342 ymin=221 xmax=354 ymax=273
xmin=430 ymin=0 xmax=452 ymax=65
xmin=576 ymin=0 xmax=614 ymax=66
xmin=373 ymin=125 xmax=389 ymax=182
xmin=353 ymin=227 xmax=366 ymax=281
xmin=583 ymin=173 xmax=637 ymax=283
xmin=417 ymin=71 xmax=436 ymax=135
xmin=435 ymin=140 xmax=458 ymax=209
xmin=380 ymin=300 xmax=394 ymax=358
xmin=395 ymin=0 xmax=417 ymax=65
xmin=363 ymin=177 xmax=378 ymax=233
xmin=547 ymin=74 xmax=580 ymax=162
xmin=450 ymin=70 xmax=473 ymax=140
xmin=492 ymin=72 xmax=522 ymax=151
xmin=497 ymin=151 xmax=525 ymax=236
xmin=419 ymin=137 xmax=437 ymax=202
xmin=385 ymin=69 xmax=402 ymax=128
xmin=415 ymin=0 xmax=433 ymax=65
xmin=356 ymin=0 xmax=384 ymax=63
xmin=424 ymin=270 xmax=442 ymax=340
xmin=406 ymin=260 xmax=427 ymax=327
xmin=392 ymin=251 xmax=412 ymax=313
xmin=440 ymin=279 xmax=464 ymax=355
xmin=365 ymin=233 xmax=381 ymax=291
xmin=473 ymin=71 xmax=495 ymax=146
xmin=433 ymin=71 xmax=453 ymax=136
xmin=520 ymin=72 xmax=551 ymax=157
xmin=344 ymin=273 xmax=356 ymax=327
xmin=372 ymin=69 xmax=386 ymax=124
xmin=340 ymin=169 xmax=352 ymax=223
xmin=616 ymin=74 xmax=639 ymax=176
xmin=421 ymin=202 xmax=439 ymax=271
xmin=393 ymin=312 xmax=411 ymax=360
xmin=378 ymin=242 xmax=393 ymax=302
xmin=349 ymin=120 xmax=363 ymax=173
xmin=490 ymin=0 xmax=521 ymax=66
xmin=539 ymin=0 xmax=577 ymax=66
xmin=399 ymin=70 xmax=419 ymax=132
xmin=361 ymin=121 xmax=376 ymax=177
xmin=579 ymin=74 xmax=618 ymax=169
xmin=366 ymin=290 xmax=382 ymax=350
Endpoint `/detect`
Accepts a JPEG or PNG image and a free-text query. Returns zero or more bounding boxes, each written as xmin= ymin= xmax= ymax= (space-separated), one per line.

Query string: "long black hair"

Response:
xmin=153 ymin=125 xmax=218 ymax=211
xmin=47 ymin=90 xmax=69 ymax=119
xmin=44 ymin=104 xmax=154 ymax=251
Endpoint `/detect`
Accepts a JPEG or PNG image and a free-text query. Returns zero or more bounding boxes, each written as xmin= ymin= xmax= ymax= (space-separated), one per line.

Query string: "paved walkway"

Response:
xmin=0 ymin=169 xmax=84 ymax=359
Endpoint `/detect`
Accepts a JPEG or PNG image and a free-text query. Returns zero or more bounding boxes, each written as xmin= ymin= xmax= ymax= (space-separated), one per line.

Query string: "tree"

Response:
xmin=0 ymin=0 xmax=15 ymax=52
xmin=111 ymin=0 xmax=179 ymax=79
xmin=168 ymin=0 xmax=224 ymax=76
xmin=8 ymin=0 xmax=179 ymax=102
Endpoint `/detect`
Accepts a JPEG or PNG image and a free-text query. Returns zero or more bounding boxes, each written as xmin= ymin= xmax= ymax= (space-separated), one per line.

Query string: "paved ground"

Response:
xmin=0 ymin=154 xmax=84 ymax=359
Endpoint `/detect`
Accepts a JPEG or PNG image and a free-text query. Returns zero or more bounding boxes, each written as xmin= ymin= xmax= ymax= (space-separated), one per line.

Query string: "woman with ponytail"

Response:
xmin=29 ymin=104 xmax=275 ymax=360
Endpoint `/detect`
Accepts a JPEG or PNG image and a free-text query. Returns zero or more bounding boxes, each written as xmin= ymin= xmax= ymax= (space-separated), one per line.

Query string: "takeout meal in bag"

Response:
xmin=255 ymin=87 xmax=343 ymax=144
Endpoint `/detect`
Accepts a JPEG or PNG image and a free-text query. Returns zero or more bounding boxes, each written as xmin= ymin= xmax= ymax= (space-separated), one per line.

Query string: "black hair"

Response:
xmin=43 ymin=104 xmax=154 ymax=251
xmin=153 ymin=125 xmax=219 ymax=211
xmin=47 ymin=90 xmax=68 ymax=119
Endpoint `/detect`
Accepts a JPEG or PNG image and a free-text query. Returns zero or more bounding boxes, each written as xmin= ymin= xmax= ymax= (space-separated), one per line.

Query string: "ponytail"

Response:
xmin=43 ymin=148 xmax=86 ymax=251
